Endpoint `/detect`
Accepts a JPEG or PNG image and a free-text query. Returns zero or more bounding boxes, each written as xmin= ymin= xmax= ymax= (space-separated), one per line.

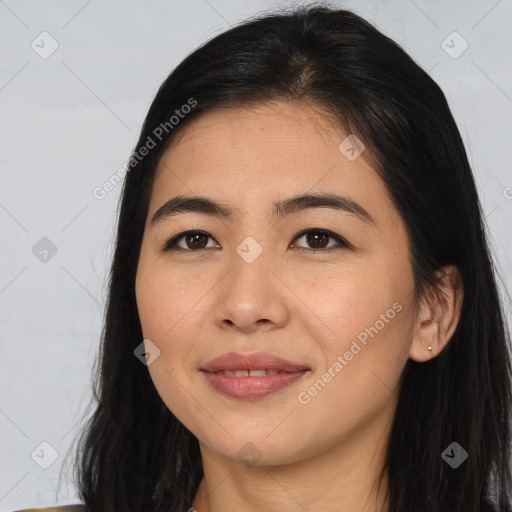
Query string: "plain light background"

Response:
xmin=1 ymin=0 xmax=511 ymax=510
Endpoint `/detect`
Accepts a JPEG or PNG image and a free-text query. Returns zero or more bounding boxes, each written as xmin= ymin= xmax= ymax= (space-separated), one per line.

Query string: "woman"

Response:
xmin=16 ymin=4 xmax=512 ymax=512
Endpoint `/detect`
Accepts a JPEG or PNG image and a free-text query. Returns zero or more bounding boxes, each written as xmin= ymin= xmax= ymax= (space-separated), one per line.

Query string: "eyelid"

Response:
xmin=161 ymin=228 xmax=351 ymax=252
xmin=160 ymin=230 xmax=215 ymax=252
xmin=292 ymin=228 xmax=351 ymax=250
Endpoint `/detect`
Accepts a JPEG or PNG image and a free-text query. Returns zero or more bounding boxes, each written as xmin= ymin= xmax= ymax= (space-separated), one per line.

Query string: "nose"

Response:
xmin=212 ymin=242 xmax=290 ymax=334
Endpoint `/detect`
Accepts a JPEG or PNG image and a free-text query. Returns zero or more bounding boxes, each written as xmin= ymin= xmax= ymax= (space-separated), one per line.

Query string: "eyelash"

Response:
xmin=161 ymin=228 xmax=351 ymax=253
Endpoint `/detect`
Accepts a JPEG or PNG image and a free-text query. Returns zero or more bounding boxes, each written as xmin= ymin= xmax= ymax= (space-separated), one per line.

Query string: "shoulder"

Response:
xmin=12 ymin=505 xmax=89 ymax=512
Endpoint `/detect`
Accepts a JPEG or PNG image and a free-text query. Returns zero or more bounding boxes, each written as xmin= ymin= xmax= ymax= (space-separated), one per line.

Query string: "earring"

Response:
xmin=428 ymin=345 xmax=432 ymax=352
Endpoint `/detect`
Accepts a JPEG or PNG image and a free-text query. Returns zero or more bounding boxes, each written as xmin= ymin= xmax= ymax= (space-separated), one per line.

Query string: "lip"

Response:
xmin=200 ymin=352 xmax=310 ymax=400
xmin=201 ymin=352 xmax=309 ymax=373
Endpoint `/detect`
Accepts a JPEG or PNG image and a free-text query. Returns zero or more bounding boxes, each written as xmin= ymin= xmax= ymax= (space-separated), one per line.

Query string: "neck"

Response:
xmin=190 ymin=402 xmax=394 ymax=512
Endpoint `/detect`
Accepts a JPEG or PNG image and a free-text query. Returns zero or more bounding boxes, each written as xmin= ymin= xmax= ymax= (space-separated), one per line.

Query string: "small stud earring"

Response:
xmin=428 ymin=345 xmax=432 ymax=352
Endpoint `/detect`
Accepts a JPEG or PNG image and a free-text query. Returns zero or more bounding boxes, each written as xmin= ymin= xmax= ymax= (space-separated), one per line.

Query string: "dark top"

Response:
xmin=12 ymin=501 xmax=503 ymax=511
xmin=12 ymin=506 xmax=89 ymax=512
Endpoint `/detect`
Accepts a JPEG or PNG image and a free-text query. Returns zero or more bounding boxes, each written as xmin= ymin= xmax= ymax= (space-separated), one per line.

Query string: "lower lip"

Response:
xmin=201 ymin=371 xmax=307 ymax=400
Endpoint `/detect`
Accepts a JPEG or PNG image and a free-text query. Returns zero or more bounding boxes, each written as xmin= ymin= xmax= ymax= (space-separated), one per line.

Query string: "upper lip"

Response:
xmin=201 ymin=352 xmax=310 ymax=373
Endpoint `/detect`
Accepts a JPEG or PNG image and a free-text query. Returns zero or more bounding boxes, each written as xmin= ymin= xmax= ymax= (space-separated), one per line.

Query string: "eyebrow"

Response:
xmin=150 ymin=193 xmax=376 ymax=226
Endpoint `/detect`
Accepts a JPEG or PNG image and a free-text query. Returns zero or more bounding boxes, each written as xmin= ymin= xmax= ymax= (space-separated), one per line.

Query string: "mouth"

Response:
xmin=200 ymin=352 xmax=310 ymax=400
xmin=211 ymin=369 xmax=294 ymax=377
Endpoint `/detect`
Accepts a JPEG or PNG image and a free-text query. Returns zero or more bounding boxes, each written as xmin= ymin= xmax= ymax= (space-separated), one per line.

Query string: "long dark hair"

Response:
xmin=66 ymin=4 xmax=512 ymax=511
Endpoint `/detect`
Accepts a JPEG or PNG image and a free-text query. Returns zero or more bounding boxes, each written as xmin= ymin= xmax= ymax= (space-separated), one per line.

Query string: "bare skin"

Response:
xmin=135 ymin=101 xmax=463 ymax=512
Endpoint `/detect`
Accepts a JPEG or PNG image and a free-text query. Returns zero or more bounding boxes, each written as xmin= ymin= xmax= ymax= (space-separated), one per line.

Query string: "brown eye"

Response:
xmin=162 ymin=228 xmax=349 ymax=252
xmin=162 ymin=231 xmax=218 ymax=251
xmin=292 ymin=229 xmax=349 ymax=251
xmin=306 ymin=231 xmax=329 ymax=249
xmin=182 ymin=232 xmax=210 ymax=250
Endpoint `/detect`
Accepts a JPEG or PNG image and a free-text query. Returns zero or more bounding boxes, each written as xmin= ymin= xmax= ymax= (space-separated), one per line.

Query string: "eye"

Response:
xmin=161 ymin=228 xmax=350 ymax=252
xmin=291 ymin=228 xmax=350 ymax=251
xmin=162 ymin=230 xmax=219 ymax=251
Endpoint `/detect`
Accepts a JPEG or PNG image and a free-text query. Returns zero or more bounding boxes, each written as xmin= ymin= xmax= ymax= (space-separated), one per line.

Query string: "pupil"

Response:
xmin=307 ymin=232 xmax=327 ymax=249
xmin=187 ymin=233 xmax=207 ymax=249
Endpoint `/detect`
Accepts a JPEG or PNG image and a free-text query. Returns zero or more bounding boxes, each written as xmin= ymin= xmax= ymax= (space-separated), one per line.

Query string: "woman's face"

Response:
xmin=135 ymin=101 xmax=418 ymax=466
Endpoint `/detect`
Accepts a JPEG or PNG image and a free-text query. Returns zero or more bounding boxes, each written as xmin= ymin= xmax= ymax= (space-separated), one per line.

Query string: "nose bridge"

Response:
xmin=229 ymin=234 xmax=273 ymax=300
xmin=213 ymin=233 xmax=288 ymax=330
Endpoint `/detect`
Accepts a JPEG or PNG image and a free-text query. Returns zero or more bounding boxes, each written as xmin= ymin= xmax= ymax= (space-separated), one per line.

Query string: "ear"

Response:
xmin=409 ymin=265 xmax=464 ymax=362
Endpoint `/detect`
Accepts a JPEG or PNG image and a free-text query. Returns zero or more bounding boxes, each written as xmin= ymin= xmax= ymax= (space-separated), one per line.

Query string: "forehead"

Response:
xmin=160 ymin=101 xmax=344 ymax=170
xmin=151 ymin=101 xmax=395 ymax=224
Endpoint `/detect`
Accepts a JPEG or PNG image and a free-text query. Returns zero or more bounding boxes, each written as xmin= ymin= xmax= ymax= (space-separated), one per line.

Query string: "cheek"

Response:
xmin=136 ymin=275 xmax=204 ymax=428
xmin=135 ymin=256 xmax=210 ymax=343
xmin=135 ymin=255 xmax=211 ymax=402
xmin=291 ymin=292 xmax=412 ymax=453
xmin=295 ymin=264 xmax=403 ymax=345
xmin=301 ymin=256 xmax=414 ymax=394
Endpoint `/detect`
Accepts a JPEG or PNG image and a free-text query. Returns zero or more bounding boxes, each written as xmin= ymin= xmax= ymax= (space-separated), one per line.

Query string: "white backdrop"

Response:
xmin=1 ymin=0 xmax=511 ymax=510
